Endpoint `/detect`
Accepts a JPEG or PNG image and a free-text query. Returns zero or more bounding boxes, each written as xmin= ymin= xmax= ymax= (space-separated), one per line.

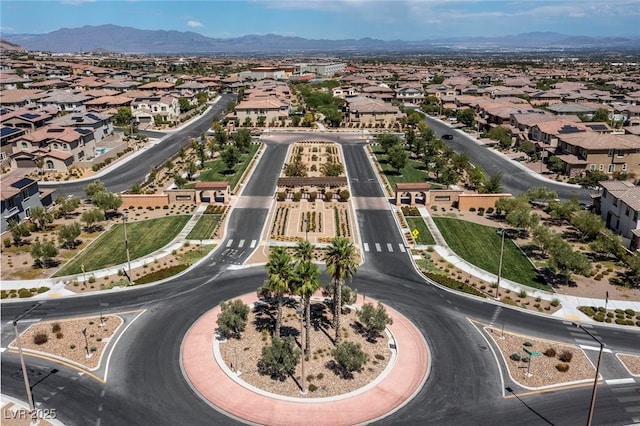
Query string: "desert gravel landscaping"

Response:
xmin=12 ymin=315 xmax=123 ymax=370
xmin=484 ymin=325 xmax=595 ymax=389
xmin=617 ymin=354 xmax=640 ymax=376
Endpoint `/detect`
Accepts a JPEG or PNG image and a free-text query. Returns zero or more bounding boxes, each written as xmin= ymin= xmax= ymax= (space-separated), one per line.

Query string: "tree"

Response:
xmin=84 ymin=180 xmax=106 ymax=198
xmin=339 ymin=189 xmax=350 ymax=202
xmin=55 ymin=196 xmax=81 ymax=219
xmin=33 ymin=155 xmax=44 ymax=175
xmin=294 ymin=240 xmax=314 ymax=262
xmin=213 ymin=125 xmax=228 ymax=150
xmin=178 ymin=97 xmax=193 ymax=113
xmin=320 ymin=162 xmax=344 ymax=177
xmin=438 ymin=166 xmax=459 ymax=187
xmin=387 ymin=145 xmax=409 ymax=174
xmin=113 ymin=107 xmax=133 ymax=126
xmin=301 ymin=112 xmax=315 ymax=127
xmin=525 ymin=187 xmax=558 ymax=204
xmin=592 ymin=108 xmax=610 ymax=123
xmin=487 ymin=126 xmax=512 ymax=149
xmin=579 ymin=171 xmax=608 ymax=190
xmin=377 ymin=133 xmax=401 ymax=154
xmin=405 ymin=128 xmax=416 ymax=152
xmin=332 ymin=341 xmax=369 ymax=379
xmin=232 ymin=128 xmax=251 ymax=152
xmin=8 ymin=220 xmax=29 ymax=246
xmin=451 ymin=152 xmax=469 ymax=175
xmin=221 ymin=146 xmax=240 ymax=172
xmin=548 ymin=240 xmax=591 ymax=286
xmin=483 ymin=173 xmax=504 ymax=194
xmin=325 ymin=237 xmax=358 ymax=344
xmin=506 ymin=208 xmax=539 ymax=235
xmin=532 ymin=225 xmax=557 ymax=256
xmin=81 ymin=208 xmax=105 ymax=233
xmin=547 ymin=197 xmax=580 ymax=224
xmin=284 ymin=158 xmax=307 ymax=177
xmin=216 ymin=299 xmax=250 ymax=339
xmin=570 ymin=211 xmax=604 ymax=242
xmin=258 ymin=336 xmax=300 ymax=381
xmin=29 ymin=206 xmax=53 ymax=231
xmin=590 ymin=228 xmax=625 ymax=260
xmin=356 ymin=302 xmax=393 ymax=342
xmin=30 ymin=238 xmax=58 ymax=268
xmin=58 ymin=222 xmax=81 ymax=249
xmin=264 ymin=247 xmax=293 ymax=338
xmin=92 ymin=191 xmax=123 ymax=214
xmin=467 ymin=166 xmax=486 ymax=190
xmin=547 ymin=156 xmax=564 ymax=174
xmin=456 ymin=108 xmax=475 ymax=127
xmin=186 ymin=160 xmax=197 ymax=180
xmin=293 ymin=260 xmax=321 ymax=356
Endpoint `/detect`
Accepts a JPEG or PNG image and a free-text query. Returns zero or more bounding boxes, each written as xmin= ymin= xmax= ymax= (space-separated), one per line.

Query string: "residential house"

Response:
xmin=35 ymin=91 xmax=92 ymax=113
xmin=0 ymin=89 xmax=48 ymax=110
xmin=396 ymin=86 xmax=425 ymax=105
xmin=0 ymin=107 xmax=56 ymax=132
xmin=1 ymin=173 xmax=55 ymax=233
xmin=1 ymin=127 xmax=26 ymax=168
xmin=344 ymin=96 xmax=403 ymax=127
xmin=554 ymin=133 xmax=640 ymax=177
xmin=598 ymin=180 xmax=640 ymax=250
xmin=234 ymin=98 xmax=289 ymax=126
xmin=49 ymin=111 xmax=113 ymax=142
xmin=332 ymin=86 xmax=358 ymax=99
xmin=130 ymin=95 xmax=180 ymax=125
xmin=546 ymin=102 xmax=599 ymax=118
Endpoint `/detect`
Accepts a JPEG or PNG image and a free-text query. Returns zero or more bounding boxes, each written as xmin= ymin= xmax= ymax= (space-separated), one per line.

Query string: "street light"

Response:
xmin=13 ymin=302 xmax=42 ymax=416
xmin=122 ymin=215 xmax=132 ymax=284
xmin=573 ymin=322 xmax=604 ymax=426
xmin=495 ymin=228 xmax=505 ymax=299
xmin=296 ymin=305 xmax=307 ymax=395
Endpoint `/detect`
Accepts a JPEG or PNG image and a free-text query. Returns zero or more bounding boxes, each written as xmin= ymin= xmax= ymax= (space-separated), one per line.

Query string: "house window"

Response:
xmin=608 ymin=164 xmax=615 ymax=173
xmin=608 ymin=149 xmax=613 ymax=157
xmin=617 ymin=150 xmax=624 ymax=157
xmin=599 ymin=164 xmax=604 ymax=171
xmin=622 ymin=164 xmax=627 ymax=171
xmin=21 ymin=188 xmax=29 ymax=200
xmin=53 ymin=143 xmax=59 ymax=149
xmin=25 ymin=207 xmax=31 ymax=218
xmin=589 ymin=164 xmax=596 ymax=171
xmin=626 ymin=208 xmax=630 ymax=216
xmin=46 ymin=160 xmax=54 ymax=169
xmin=21 ymin=142 xmax=28 ymax=148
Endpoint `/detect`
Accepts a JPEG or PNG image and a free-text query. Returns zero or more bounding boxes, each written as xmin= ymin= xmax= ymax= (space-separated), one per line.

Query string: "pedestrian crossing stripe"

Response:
xmin=226 ymin=239 xmax=233 ymax=247
xmin=250 ymin=240 xmax=256 ymax=248
xmin=398 ymin=244 xmax=406 ymax=252
xmin=375 ymin=243 xmax=382 ymax=252
xmin=238 ymin=239 xmax=245 ymax=248
xmin=387 ymin=243 xmax=393 ymax=252
xmin=363 ymin=243 xmax=369 ymax=252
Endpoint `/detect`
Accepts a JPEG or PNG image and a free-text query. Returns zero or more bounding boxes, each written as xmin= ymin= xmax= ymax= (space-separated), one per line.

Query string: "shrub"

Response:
xmin=52 ymin=323 xmax=61 ymax=333
xmin=543 ymin=348 xmax=556 ymax=357
xmin=523 ymin=341 xmax=533 ymax=347
xmin=277 ymin=192 xmax=287 ymax=202
xmin=339 ymin=189 xmax=350 ymax=202
xmin=556 ymin=363 xmax=570 ymax=372
xmin=56 ymin=332 xmax=63 ymax=339
xmin=90 ymin=346 xmax=97 ymax=352
xmin=308 ymin=384 xmax=318 ymax=392
xmin=37 ymin=287 xmax=48 ymax=293
xmin=70 ymin=344 xmax=76 ymax=349
xmin=550 ymin=298 xmax=560 ymax=307
xmin=33 ymin=332 xmax=48 ymax=345
xmin=558 ymin=351 xmax=573 ymax=362
xmin=519 ymin=289 xmax=527 ymax=299
xmin=18 ymin=288 xmax=33 ymax=298
xmin=625 ymin=309 xmax=636 ymax=317
xmin=332 ymin=341 xmax=369 ymax=377
xmin=324 ymin=191 xmax=333 ymax=201
xmin=292 ymin=192 xmax=302 ymax=202
xmin=88 ymin=275 xmax=96 ymax=283
xmin=316 ymin=373 xmax=324 ymax=380
xmin=216 ymin=299 xmax=250 ymax=339
xmin=308 ymin=191 xmax=317 ymax=202
xmin=593 ymin=313 xmax=605 ymax=322
xmin=510 ymin=352 xmax=521 ymax=361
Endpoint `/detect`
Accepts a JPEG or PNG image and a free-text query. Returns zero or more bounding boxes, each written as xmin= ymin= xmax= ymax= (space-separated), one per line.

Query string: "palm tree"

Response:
xmin=325 ymin=237 xmax=358 ymax=344
xmin=294 ymin=239 xmax=314 ymax=262
xmin=293 ymin=260 xmax=320 ymax=356
xmin=265 ymin=247 xmax=293 ymax=338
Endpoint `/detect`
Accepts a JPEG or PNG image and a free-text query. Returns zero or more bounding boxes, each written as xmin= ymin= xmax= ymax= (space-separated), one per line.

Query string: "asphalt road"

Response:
xmin=423 ymin=116 xmax=593 ymax=204
xmin=2 ymin=129 xmax=638 ymax=425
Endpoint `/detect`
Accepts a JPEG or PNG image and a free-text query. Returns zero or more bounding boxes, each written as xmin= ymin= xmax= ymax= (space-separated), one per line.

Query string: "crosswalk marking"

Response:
xmin=238 ymin=239 xmax=245 ymax=248
xmin=226 ymin=239 xmax=233 ymax=248
xmin=363 ymin=243 xmax=369 ymax=252
xmin=387 ymin=243 xmax=393 ymax=252
xmin=250 ymin=240 xmax=256 ymax=249
xmin=375 ymin=243 xmax=382 ymax=252
xmin=579 ymin=344 xmax=612 ymax=353
xmin=606 ymin=378 xmax=636 ymax=385
xmin=398 ymin=244 xmax=406 ymax=252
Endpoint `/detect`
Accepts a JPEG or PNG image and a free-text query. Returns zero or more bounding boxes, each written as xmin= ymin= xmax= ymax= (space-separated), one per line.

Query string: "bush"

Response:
xmin=52 ymin=323 xmax=61 ymax=333
xmin=316 ymin=373 xmax=324 ymax=380
xmin=625 ymin=309 xmax=636 ymax=317
xmin=33 ymin=332 xmax=48 ymax=345
xmin=324 ymin=191 xmax=333 ymax=201
xmin=550 ymin=298 xmax=560 ymax=307
xmin=543 ymin=348 xmax=556 ymax=357
xmin=216 ymin=299 xmax=250 ymax=339
xmin=70 ymin=344 xmax=76 ymax=349
xmin=88 ymin=275 xmax=96 ymax=283
xmin=519 ymin=289 xmax=528 ymax=299
xmin=18 ymin=288 xmax=33 ymax=298
xmin=510 ymin=352 xmax=521 ymax=361
xmin=56 ymin=332 xmax=64 ymax=339
xmin=558 ymin=351 xmax=573 ymax=362
xmin=339 ymin=189 xmax=350 ymax=202
xmin=308 ymin=191 xmax=317 ymax=202
xmin=556 ymin=363 xmax=570 ymax=372
xmin=308 ymin=384 xmax=318 ymax=392
xmin=332 ymin=341 xmax=369 ymax=377
xmin=277 ymin=192 xmax=287 ymax=202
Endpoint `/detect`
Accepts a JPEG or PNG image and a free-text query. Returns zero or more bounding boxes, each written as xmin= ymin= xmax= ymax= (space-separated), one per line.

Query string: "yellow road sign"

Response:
xmin=412 ymin=229 xmax=420 ymax=238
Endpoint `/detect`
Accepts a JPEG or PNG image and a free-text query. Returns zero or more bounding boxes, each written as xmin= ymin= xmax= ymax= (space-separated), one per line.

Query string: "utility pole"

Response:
xmin=123 ymin=215 xmax=132 ymax=284
xmin=495 ymin=228 xmax=505 ymax=299
xmin=13 ymin=303 xmax=42 ymax=416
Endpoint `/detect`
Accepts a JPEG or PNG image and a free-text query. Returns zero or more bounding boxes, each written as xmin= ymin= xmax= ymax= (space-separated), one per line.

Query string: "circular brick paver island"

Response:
xmin=181 ymin=293 xmax=430 ymax=425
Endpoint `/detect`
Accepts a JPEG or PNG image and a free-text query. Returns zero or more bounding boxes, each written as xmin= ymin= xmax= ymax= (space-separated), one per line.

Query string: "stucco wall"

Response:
xmin=458 ymin=193 xmax=512 ymax=210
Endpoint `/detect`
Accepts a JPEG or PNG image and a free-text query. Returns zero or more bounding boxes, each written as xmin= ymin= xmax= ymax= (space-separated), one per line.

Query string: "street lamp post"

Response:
xmin=495 ymin=228 xmax=505 ymax=299
xmin=123 ymin=215 xmax=132 ymax=284
xmin=13 ymin=303 xmax=41 ymax=416
xmin=573 ymin=322 xmax=604 ymax=426
xmin=296 ymin=305 xmax=307 ymax=395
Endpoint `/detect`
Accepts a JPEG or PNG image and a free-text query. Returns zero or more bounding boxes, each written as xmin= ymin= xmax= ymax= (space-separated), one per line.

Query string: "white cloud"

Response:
xmin=187 ymin=20 xmax=203 ymax=28
xmin=60 ymin=0 xmax=96 ymax=5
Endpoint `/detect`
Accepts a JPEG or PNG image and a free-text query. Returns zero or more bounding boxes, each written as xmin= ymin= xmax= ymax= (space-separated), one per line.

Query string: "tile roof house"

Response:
xmin=1 ymin=172 xmax=55 ymax=233
xmin=35 ymin=91 xmax=92 ymax=113
xmin=598 ymin=180 xmax=640 ymax=250
xmin=344 ymin=96 xmax=404 ymax=128
xmin=131 ymin=95 xmax=180 ymax=125
xmin=49 ymin=111 xmax=113 ymax=142
xmin=0 ymin=89 xmax=49 ymax=110
xmin=0 ymin=107 xmax=56 ymax=132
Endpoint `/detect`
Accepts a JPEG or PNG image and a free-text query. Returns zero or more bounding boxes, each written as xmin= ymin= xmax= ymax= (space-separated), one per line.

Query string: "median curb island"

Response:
xmin=180 ymin=292 xmax=430 ymax=425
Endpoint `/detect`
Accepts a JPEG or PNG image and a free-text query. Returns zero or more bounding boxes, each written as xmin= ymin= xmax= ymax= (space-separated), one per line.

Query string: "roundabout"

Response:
xmin=181 ymin=292 xmax=430 ymax=425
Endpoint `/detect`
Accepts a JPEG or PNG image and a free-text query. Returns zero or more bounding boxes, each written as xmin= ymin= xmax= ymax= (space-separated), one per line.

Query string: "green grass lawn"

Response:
xmin=186 ymin=215 xmax=222 ymax=240
xmin=406 ymin=217 xmax=436 ymax=245
xmin=432 ymin=217 xmax=548 ymax=290
xmin=371 ymin=145 xmax=444 ymax=189
xmin=199 ymin=143 xmax=260 ymax=191
xmin=54 ymin=215 xmax=191 ymax=276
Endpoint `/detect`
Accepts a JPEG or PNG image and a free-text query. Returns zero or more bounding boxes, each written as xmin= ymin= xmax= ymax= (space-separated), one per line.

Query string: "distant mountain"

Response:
xmin=0 ymin=39 xmax=25 ymax=52
xmin=3 ymin=25 xmax=639 ymax=54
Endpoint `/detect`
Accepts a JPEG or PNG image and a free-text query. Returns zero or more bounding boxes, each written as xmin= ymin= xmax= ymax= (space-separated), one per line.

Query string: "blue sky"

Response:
xmin=2 ymin=1 xmax=639 ymax=40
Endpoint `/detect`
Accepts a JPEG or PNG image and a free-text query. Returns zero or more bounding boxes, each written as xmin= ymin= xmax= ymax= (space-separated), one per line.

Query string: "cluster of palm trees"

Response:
xmin=262 ymin=236 xmax=358 ymax=356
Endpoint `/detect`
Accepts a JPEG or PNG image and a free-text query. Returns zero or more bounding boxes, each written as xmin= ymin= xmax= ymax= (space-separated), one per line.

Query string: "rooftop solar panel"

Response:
xmin=10 ymin=177 xmax=34 ymax=189
xmin=21 ymin=113 xmax=40 ymax=119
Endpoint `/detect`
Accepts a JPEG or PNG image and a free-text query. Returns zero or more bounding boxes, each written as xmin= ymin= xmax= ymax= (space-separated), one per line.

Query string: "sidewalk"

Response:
xmin=415 ymin=205 xmax=640 ymax=322
xmin=1 ymin=393 xmax=65 ymax=426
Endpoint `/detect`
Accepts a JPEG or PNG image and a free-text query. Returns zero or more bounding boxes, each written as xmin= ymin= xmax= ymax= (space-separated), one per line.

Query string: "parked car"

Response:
xmin=442 ymin=134 xmax=453 ymax=140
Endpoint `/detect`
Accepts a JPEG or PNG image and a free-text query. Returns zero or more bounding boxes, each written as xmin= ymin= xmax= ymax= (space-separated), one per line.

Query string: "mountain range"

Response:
xmin=3 ymin=25 xmax=639 ymax=54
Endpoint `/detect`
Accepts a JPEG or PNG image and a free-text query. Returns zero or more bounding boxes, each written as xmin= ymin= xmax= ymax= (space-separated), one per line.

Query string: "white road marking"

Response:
xmin=398 ymin=244 xmax=406 ymax=252
xmin=238 ymin=239 xmax=245 ymax=248
xmin=606 ymin=378 xmax=636 ymax=385
xmin=0 ymin=348 xmax=6 ymax=352
xmin=226 ymin=239 xmax=233 ymax=248
xmin=250 ymin=240 xmax=256 ymax=249
xmin=387 ymin=243 xmax=393 ymax=252
xmin=363 ymin=243 xmax=369 ymax=252
xmin=375 ymin=243 xmax=382 ymax=252
xmin=579 ymin=344 xmax=612 ymax=353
